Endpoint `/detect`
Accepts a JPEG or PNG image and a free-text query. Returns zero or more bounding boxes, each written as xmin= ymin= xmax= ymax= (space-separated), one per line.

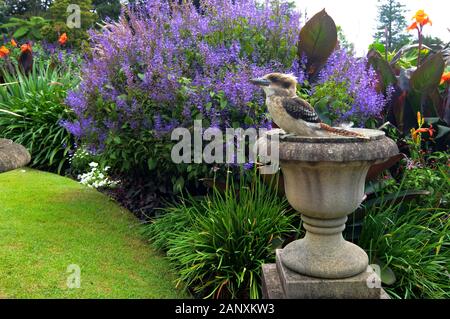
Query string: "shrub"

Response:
xmin=359 ymin=161 xmax=450 ymax=299
xmin=309 ymin=49 xmax=391 ymax=126
xmin=62 ymin=0 xmax=301 ymax=193
xmin=0 ymin=58 xmax=80 ymax=173
xmin=69 ymin=147 xmax=100 ymax=176
xmin=0 ymin=16 xmax=50 ymax=41
xmin=146 ymin=171 xmax=294 ymax=299
xmin=41 ymin=0 xmax=98 ymax=48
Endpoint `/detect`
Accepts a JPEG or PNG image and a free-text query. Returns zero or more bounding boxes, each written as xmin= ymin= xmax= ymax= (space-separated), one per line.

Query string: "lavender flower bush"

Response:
xmin=63 ymin=0 xmax=301 ymax=192
xmin=309 ymin=49 xmax=391 ymax=126
xmin=63 ymin=0 xmax=390 ymax=195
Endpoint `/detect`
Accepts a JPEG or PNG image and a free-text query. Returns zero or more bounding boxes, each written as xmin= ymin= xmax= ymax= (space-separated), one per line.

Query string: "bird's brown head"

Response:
xmin=250 ymin=73 xmax=298 ymax=97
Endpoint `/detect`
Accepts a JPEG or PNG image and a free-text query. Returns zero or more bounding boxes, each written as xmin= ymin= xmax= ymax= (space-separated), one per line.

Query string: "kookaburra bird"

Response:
xmin=251 ymin=73 xmax=366 ymax=138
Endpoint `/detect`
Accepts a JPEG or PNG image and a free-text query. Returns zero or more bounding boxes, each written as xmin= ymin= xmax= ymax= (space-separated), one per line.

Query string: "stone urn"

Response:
xmin=260 ymin=128 xmax=398 ymax=299
xmin=277 ymin=128 xmax=398 ymax=280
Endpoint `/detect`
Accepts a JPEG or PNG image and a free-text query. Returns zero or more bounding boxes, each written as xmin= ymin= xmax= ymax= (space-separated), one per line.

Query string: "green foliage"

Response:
xmin=368 ymin=48 xmax=448 ymax=135
xmin=402 ymin=152 xmax=449 ymax=198
xmin=0 ymin=0 xmax=8 ymax=24
xmin=45 ymin=0 xmax=97 ymax=47
xmin=49 ymin=0 xmax=96 ymax=29
xmin=298 ymin=9 xmax=337 ymax=77
xmin=422 ymin=35 xmax=446 ymax=51
xmin=69 ymin=147 xmax=100 ymax=176
xmin=358 ymin=154 xmax=449 ymax=299
xmin=373 ymin=0 xmax=411 ymax=51
xmin=92 ymin=0 xmax=121 ymax=21
xmin=359 ymin=167 xmax=449 ymax=299
xmin=360 ymin=205 xmax=449 ymax=299
xmin=367 ymin=49 xmax=397 ymax=90
xmin=410 ymin=53 xmax=445 ymax=95
xmin=0 ymin=59 xmax=80 ymax=173
xmin=309 ymin=79 xmax=353 ymax=124
xmin=1 ymin=0 xmax=52 ymax=18
xmin=146 ymin=172 xmax=294 ymax=299
xmin=0 ymin=16 xmax=50 ymax=40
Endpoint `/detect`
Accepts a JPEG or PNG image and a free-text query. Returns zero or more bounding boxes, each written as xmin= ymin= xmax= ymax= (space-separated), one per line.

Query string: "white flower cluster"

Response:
xmin=69 ymin=148 xmax=90 ymax=164
xmin=78 ymin=162 xmax=120 ymax=189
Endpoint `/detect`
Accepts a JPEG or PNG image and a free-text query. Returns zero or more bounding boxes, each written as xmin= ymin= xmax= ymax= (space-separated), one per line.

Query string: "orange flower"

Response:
xmin=413 ymin=10 xmax=431 ymax=25
xmin=20 ymin=43 xmax=32 ymax=53
xmin=10 ymin=39 xmax=17 ymax=47
xmin=411 ymin=125 xmax=434 ymax=143
xmin=417 ymin=111 xmax=425 ymax=127
xmin=0 ymin=46 xmax=10 ymax=58
xmin=408 ymin=9 xmax=432 ymax=31
xmin=407 ymin=21 xmax=417 ymax=31
xmin=58 ymin=33 xmax=68 ymax=45
xmin=441 ymin=72 xmax=450 ymax=85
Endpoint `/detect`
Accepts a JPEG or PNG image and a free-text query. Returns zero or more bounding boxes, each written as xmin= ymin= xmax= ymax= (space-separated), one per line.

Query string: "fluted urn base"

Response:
xmin=281 ymin=216 xmax=368 ymax=279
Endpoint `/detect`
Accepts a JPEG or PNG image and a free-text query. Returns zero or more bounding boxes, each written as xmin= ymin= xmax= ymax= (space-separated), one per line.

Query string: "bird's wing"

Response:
xmin=282 ymin=96 xmax=321 ymax=123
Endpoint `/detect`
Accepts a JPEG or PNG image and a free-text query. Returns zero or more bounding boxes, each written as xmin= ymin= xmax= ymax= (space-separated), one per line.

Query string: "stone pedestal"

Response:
xmin=262 ymin=250 xmax=390 ymax=299
xmin=259 ymin=128 xmax=398 ymax=299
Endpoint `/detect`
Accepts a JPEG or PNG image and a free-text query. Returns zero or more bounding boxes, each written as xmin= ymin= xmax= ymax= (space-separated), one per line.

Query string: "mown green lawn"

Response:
xmin=0 ymin=169 xmax=185 ymax=299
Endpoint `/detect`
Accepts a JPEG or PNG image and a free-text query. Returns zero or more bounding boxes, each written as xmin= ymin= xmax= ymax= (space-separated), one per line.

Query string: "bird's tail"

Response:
xmin=319 ymin=123 xmax=368 ymax=139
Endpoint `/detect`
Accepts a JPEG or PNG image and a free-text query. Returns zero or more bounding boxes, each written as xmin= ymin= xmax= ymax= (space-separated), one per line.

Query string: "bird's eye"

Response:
xmin=281 ymin=81 xmax=291 ymax=89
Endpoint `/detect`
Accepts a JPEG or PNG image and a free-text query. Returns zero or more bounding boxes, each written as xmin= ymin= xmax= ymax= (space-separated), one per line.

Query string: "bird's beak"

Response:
xmin=250 ymin=78 xmax=271 ymax=86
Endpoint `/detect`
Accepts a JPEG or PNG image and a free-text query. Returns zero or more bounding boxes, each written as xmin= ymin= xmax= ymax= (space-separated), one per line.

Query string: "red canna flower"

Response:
xmin=58 ymin=33 xmax=68 ymax=45
xmin=441 ymin=72 xmax=450 ymax=85
xmin=0 ymin=46 xmax=10 ymax=58
xmin=10 ymin=39 xmax=17 ymax=47
xmin=407 ymin=21 xmax=418 ymax=31
xmin=407 ymin=9 xmax=432 ymax=31
xmin=20 ymin=43 xmax=32 ymax=53
xmin=413 ymin=10 xmax=432 ymax=25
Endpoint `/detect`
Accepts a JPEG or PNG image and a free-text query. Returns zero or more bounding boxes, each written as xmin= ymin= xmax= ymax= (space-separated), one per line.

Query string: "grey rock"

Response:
xmin=0 ymin=138 xmax=31 ymax=173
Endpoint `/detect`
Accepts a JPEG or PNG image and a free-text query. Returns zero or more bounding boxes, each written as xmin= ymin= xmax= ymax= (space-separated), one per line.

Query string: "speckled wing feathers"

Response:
xmin=281 ymin=97 xmax=321 ymax=123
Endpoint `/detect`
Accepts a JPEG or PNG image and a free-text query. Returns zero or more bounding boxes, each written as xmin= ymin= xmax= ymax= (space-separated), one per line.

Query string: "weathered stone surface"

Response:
xmin=261 ymin=264 xmax=284 ymax=299
xmin=0 ymin=139 xmax=31 ymax=173
xmin=270 ymin=128 xmax=400 ymax=279
xmin=281 ymin=229 xmax=369 ymax=279
xmin=261 ymin=128 xmax=397 ymax=298
xmin=277 ymin=250 xmax=381 ymax=299
xmin=278 ymin=128 xmax=399 ymax=162
xmin=261 ymin=250 xmax=390 ymax=299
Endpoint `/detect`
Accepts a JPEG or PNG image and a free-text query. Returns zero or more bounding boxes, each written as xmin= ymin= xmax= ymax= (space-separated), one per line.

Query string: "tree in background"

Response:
xmin=40 ymin=0 xmax=97 ymax=47
xmin=337 ymin=26 xmax=354 ymax=54
xmin=422 ymin=35 xmax=446 ymax=51
xmin=0 ymin=0 xmax=7 ymax=23
xmin=48 ymin=0 xmax=96 ymax=30
xmin=92 ymin=0 xmax=121 ymax=21
xmin=1 ymin=0 xmax=52 ymax=17
xmin=374 ymin=0 xmax=411 ymax=51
